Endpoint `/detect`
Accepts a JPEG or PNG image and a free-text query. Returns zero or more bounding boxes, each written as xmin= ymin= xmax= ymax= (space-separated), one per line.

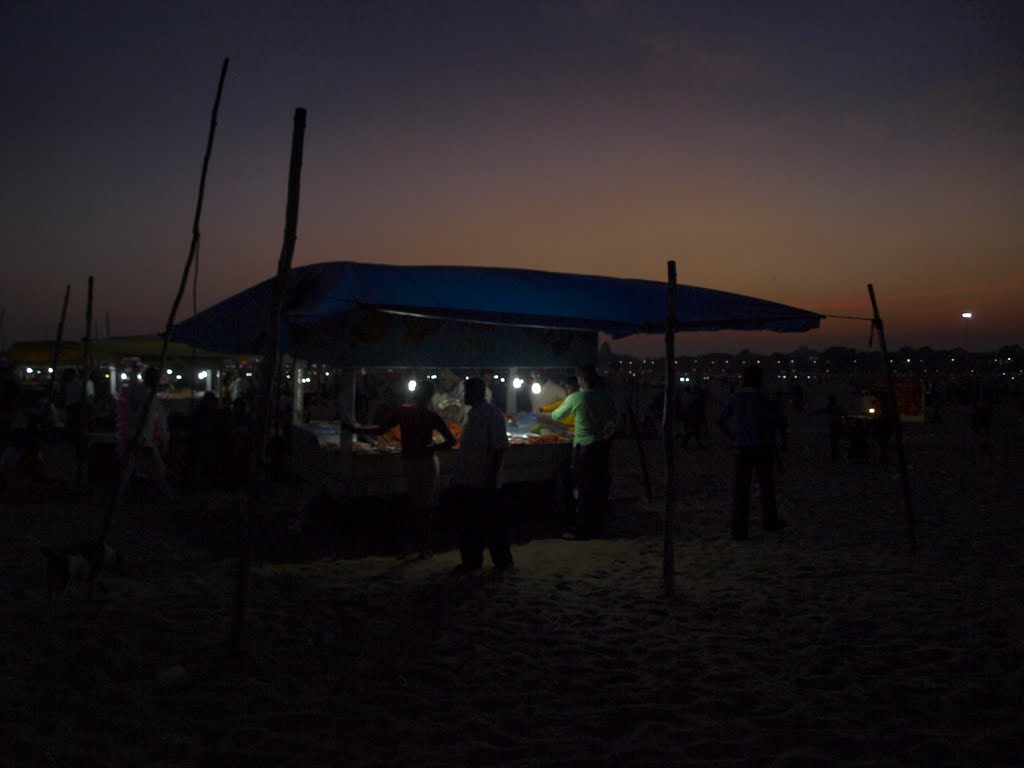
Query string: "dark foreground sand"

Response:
xmin=2 ymin=394 xmax=1022 ymax=767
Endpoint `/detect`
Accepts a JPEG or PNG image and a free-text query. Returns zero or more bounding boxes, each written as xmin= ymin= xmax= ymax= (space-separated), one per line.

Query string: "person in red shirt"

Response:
xmin=342 ymin=380 xmax=456 ymax=558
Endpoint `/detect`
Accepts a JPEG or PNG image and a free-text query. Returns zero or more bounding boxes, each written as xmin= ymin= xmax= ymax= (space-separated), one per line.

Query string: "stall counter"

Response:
xmin=290 ymin=420 xmax=572 ymax=498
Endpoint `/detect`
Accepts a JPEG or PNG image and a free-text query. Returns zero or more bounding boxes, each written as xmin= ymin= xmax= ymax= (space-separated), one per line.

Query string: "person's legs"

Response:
xmin=140 ymin=446 xmax=174 ymax=500
xmin=454 ymin=487 xmax=484 ymax=569
xmin=404 ymin=455 xmax=439 ymax=556
xmin=570 ymin=444 xmax=585 ymax=536
xmin=559 ymin=447 xmax=577 ymax=535
xmin=485 ymin=488 xmax=513 ymax=569
xmin=577 ymin=443 xmax=601 ymax=539
xmin=592 ymin=439 xmax=612 ymax=538
xmin=754 ymin=447 xmax=782 ymax=529
xmin=731 ymin=449 xmax=754 ymax=539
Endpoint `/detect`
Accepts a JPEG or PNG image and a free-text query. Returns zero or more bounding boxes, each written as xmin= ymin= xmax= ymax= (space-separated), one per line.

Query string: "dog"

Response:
xmin=41 ymin=539 xmax=124 ymax=607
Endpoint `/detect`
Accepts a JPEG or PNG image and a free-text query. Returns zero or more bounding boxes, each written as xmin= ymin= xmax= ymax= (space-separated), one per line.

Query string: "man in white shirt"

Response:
xmin=451 ymin=376 xmax=512 ymax=571
xmin=128 ymin=367 xmax=174 ymax=500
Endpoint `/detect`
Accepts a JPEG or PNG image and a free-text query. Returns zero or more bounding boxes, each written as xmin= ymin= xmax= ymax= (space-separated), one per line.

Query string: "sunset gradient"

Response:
xmin=3 ymin=1 xmax=1022 ymax=356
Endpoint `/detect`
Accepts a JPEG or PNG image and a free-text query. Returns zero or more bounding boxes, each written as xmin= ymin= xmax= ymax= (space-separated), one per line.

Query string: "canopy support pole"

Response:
xmin=77 ymin=276 xmax=94 ymax=493
xmin=228 ymin=106 xmax=306 ymax=657
xmin=867 ymin=284 xmax=917 ymax=551
xmin=662 ymin=261 xmax=677 ymax=598
xmin=99 ymin=57 xmax=229 ymax=541
xmin=337 ymin=367 xmax=355 ymax=489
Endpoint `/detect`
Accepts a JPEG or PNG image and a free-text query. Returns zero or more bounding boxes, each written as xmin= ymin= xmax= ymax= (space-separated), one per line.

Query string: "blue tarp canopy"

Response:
xmin=172 ymin=261 xmax=822 ymax=363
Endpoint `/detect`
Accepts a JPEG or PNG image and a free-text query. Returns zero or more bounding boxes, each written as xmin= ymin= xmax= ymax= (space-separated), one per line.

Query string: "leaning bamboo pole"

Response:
xmin=662 ymin=260 xmax=677 ymax=598
xmin=46 ymin=285 xmax=71 ymax=403
xmin=98 ymin=58 xmax=230 ymax=541
xmin=867 ymin=284 xmax=916 ymax=551
xmin=77 ymin=275 xmax=94 ymax=492
xmin=227 ymin=107 xmax=307 ymax=657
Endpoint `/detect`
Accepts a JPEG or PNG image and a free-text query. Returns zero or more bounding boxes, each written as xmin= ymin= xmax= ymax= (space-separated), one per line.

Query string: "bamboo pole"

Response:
xmin=867 ymin=284 xmax=916 ymax=551
xmin=46 ymin=285 xmax=71 ymax=403
xmin=98 ymin=57 xmax=230 ymax=541
xmin=77 ymin=275 xmax=94 ymax=492
xmin=662 ymin=261 xmax=677 ymax=598
xmin=227 ymin=107 xmax=307 ymax=657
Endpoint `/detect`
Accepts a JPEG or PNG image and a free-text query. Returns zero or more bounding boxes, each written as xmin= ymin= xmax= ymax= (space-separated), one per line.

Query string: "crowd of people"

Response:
xmin=7 ymin=353 xmax=1002 ymax=576
xmin=0 ymin=360 xmax=263 ymax=504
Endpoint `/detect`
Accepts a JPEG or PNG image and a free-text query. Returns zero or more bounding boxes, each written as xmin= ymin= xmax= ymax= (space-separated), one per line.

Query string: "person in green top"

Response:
xmin=548 ymin=364 xmax=617 ymax=539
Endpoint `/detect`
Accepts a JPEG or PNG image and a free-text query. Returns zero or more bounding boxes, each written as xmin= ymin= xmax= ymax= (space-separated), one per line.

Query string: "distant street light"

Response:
xmin=961 ymin=312 xmax=972 ymax=368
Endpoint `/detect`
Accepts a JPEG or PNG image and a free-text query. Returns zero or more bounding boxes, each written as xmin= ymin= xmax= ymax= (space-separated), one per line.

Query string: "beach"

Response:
xmin=2 ymin=390 xmax=1022 ymax=767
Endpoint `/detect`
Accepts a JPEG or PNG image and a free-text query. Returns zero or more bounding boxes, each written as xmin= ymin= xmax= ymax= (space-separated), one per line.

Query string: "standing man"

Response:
xmin=342 ymin=380 xmax=456 ymax=558
xmin=452 ymin=376 xmax=512 ymax=572
xmin=718 ymin=364 xmax=787 ymax=540
xmin=549 ymin=364 xmax=617 ymax=539
xmin=129 ymin=366 xmax=174 ymax=500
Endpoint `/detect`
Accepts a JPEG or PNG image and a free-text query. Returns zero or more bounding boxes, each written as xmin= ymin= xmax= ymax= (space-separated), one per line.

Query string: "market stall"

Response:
xmin=172 ymin=261 xmax=821 ymax=498
xmin=282 ymin=307 xmax=589 ymax=496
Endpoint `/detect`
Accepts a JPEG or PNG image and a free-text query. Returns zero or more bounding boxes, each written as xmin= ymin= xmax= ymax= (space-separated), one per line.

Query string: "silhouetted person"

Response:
xmin=811 ymin=394 xmax=845 ymax=463
xmin=550 ymin=364 xmax=617 ymax=539
xmin=189 ymin=391 xmax=223 ymax=487
xmin=718 ymin=364 xmax=787 ymax=540
xmin=128 ymin=367 xmax=173 ymax=499
xmin=62 ymin=368 xmax=86 ymax=441
xmin=451 ymin=376 xmax=512 ymax=571
xmin=0 ymin=363 xmax=22 ymax=455
xmin=677 ymin=385 xmax=707 ymax=449
xmin=538 ymin=375 xmax=579 ymax=534
xmin=229 ymin=398 xmax=253 ymax=482
xmin=771 ymin=390 xmax=788 ymax=452
xmin=343 ymin=380 xmax=455 ymax=558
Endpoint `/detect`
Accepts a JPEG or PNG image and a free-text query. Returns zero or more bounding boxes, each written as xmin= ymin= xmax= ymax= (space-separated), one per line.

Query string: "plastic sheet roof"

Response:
xmin=172 ymin=261 xmax=822 ymax=356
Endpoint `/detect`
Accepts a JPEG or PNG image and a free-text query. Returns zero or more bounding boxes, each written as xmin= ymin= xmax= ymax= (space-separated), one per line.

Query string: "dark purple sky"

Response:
xmin=2 ymin=0 xmax=1022 ymax=355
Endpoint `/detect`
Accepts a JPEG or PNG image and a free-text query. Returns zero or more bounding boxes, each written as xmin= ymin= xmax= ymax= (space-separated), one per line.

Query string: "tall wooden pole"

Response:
xmin=227 ymin=107 xmax=307 ymax=657
xmin=662 ymin=261 xmax=677 ymax=598
xmin=83 ymin=276 xmax=94 ymax=369
xmin=77 ymin=276 xmax=94 ymax=492
xmin=98 ymin=58 xmax=230 ymax=541
xmin=46 ymin=285 xmax=71 ymax=403
xmin=867 ymin=284 xmax=916 ymax=551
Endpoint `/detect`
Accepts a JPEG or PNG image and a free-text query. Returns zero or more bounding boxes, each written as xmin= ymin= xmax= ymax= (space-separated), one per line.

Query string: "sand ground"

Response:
xmin=2 ymin=389 xmax=1022 ymax=767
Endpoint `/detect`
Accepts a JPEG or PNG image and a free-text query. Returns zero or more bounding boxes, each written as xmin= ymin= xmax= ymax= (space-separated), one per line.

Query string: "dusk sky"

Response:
xmin=2 ymin=0 xmax=1022 ymax=357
